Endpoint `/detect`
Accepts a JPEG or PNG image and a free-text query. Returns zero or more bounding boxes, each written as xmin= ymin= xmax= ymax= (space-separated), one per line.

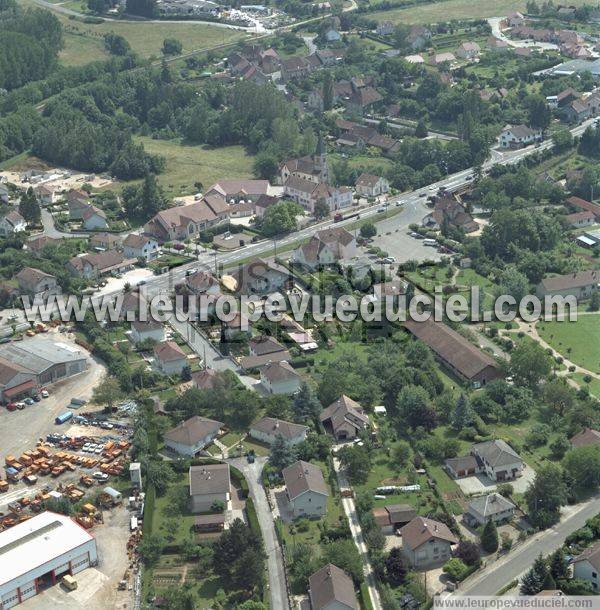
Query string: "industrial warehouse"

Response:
xmin=0 ymin=338 xmax=88 ymax=402
xmin=0 ymin=511 xmax=98 ymax=609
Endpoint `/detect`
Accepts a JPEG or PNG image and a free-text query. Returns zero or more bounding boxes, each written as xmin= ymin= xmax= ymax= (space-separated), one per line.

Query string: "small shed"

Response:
xmin=103 ymin=486 xmax=123 ymax=505
xmin=193 ymin=514 xmax=226 ymax=532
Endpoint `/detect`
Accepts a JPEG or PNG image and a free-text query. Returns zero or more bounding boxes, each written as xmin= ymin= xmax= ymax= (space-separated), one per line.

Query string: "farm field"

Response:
xmin=536 ymin=313 xmax=600 ymax=374
xmin=134 ymin=137 xmax=256 ymax=198
xmin=368 ymin=0 xmax=591 ymax=24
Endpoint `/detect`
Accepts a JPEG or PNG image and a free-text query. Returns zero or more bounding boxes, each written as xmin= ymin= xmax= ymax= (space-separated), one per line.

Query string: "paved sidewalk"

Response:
xmin=332 ymin=455 xmax=382 ymax=610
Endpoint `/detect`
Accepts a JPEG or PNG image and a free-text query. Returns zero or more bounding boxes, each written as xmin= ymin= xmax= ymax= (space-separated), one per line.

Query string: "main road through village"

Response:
xmin=31 ymin=115 xmax=600 ymax=610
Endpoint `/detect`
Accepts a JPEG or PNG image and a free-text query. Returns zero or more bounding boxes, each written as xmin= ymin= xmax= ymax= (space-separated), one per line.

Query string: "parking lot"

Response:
xmin=0 ymin=336 xmax=105 ymax=464
xmin=370 ymin=204 xmax=443 ymax=264
xmin=21 ymin=506 xmax=132 ymax=610
xmin=453 ymin=466 xmax=536 ymax=495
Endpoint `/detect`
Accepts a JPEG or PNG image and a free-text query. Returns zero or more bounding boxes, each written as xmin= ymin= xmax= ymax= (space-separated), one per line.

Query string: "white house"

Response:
xmin=81 ymin=205 xmax=108 ymax=230
xmin=0 ymin=183 xmax=9 ymax=204
xmin=164 ymin=416 xmax=224 ymax=456
xmin=249 ymin=417 xmax=308 ymax=446
xmin=189 ymin=463 xmax=231 ymax=513
xmin=355 ymin=173 xmax=390 ymax=197
xmin=536 ymin=270 xmax=600 ymax=300
xmin=573 ymin=542 xmax=600 ymax=591
xmin=291 ymin=227 xmax=357 ymax=270
xmin=0 ymin=210 xmax=26 ymax=236
xmin=471 ymin=439 xmax=524 ymax=482
xmin=324 ymin=29 xmax=341 ymax=42
xmin=34 ymin=184 xmax=59 ymax=206
xmin=283 ymin=460 xmax=329 ymax=518
xmin=319 ymin=395 xmax=370 ymax=440
xmin=130 ymin=319 xmax=165 ymax=344
xmin=284 ymin=177 xmax=352 ymax=214
xmin=16 ymin=267 xmax=61 ymax=300
xmin=499 ymin=124 xmax=543 ymax=149
xmin=0 ymin=511 xmax=98 ymax=609
xmin=229 ymin=258 xmax=291 ymax=296
xmin=456 ymin=41 xmax=481 ymax=60
xmin=260 ymin=360 xmax=301 ymax=394
xmin=464 ymin=493 xmax=515 ymax=527
xmin=122 ymin=234 xmax=159 ymax=261
xmin=400 ymin=516 xmax=457 ymax=569
xmin=376 ymin=21 xmax=395 ymax=35
xmin=308 ymin=564 xmax=358 ymax=610
xmin=153 ymin=340 xmax=188 ymax=375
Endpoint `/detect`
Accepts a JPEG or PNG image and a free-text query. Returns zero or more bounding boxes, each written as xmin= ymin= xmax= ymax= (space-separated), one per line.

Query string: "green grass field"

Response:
xmin=536 ymin=314 xmax=600 ymax=374
xmin=59 ymin=31 xmax=109 ymax=66
xmin=571 ymin=373 xmax=600 ymax=398
xmin=18 ymin=0 xmax=246 ymax=63
xmin=369 ymin=0 xmax=591 ymax=24
xmin=134 ymin=137 xmax=256 ymax=198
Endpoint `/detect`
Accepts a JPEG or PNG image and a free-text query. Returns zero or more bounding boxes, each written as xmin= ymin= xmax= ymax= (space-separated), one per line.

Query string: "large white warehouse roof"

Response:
xmin=0 ymin=511 xmax=95 ymax=588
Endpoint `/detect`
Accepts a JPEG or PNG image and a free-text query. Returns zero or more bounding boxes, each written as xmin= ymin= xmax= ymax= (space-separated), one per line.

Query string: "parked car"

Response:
xmin=186 ymin=268 xmax=198 ymax=276
xmin=383 ymin=256 xmax=396 ymax=263
xmin=32 ymin=394 xmax=41 ymax=402
xmin=92 ymin=472 xmax=109 ymax=481
xmin=41 ymin=390 xmax=49 ymax=398
xmin=16 ymin=402 xmax=25 ymax=410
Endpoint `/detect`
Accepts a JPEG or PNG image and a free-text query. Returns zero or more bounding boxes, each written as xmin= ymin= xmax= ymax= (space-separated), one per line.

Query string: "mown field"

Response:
xmin=134 ymin=137 xmax=256 ymax=198
xmin=18 ymin=0 xmax=247 ymax=65
xmin=368 ymin=0 xmax=591 ymax=24
xmin=537 ymin=313 xmax=600 ymax=374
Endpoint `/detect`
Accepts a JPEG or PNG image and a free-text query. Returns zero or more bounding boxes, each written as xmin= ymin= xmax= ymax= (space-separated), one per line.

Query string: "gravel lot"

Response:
xmin=0 ymin=332 xmax=105 ymax=465
xmin=21 ymin=506 xmax=132 ymax=610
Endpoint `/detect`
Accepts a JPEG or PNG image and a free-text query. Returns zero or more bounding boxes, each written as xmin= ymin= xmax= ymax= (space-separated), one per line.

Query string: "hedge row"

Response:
xmin=230 ymin=465 xmax=249 ymax=499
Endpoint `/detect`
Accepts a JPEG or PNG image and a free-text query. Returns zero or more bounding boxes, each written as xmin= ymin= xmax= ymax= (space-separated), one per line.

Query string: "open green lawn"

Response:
xmin=536 ymin=314 xmax=600 ymax=374
xmin=134 ymin=137 xmax=255 ymax=198
xmin=369 ymin=0 xmax=591 ymax=23
xmin=152 ymin=473 xmax=197 ymax=546
xmin=571 ymin=372 xmax=600 ymax=398
xmin=59 ymin=31 xmax=109 ymax=66
xmin=19 ymin=0 xmax=246 ymax=61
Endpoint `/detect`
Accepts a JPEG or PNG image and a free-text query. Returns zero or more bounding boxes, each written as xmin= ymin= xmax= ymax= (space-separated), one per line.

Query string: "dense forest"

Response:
xmin=0 ymin=1 xmax=63 ymax=91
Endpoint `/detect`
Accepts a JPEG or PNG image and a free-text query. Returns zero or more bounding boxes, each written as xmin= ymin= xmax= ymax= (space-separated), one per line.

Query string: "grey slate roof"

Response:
xmin=472 ymin=439 xmax=523 ymax=468
xmin=309 ymin=564 xmax=357 ymax=610
xmin=283 ymin=460 xmax=329 ymax=500
xmin=189 ymin=463 xmax=230 ymax=495
xmin=467 ymin=493 xmax=515 ymax=518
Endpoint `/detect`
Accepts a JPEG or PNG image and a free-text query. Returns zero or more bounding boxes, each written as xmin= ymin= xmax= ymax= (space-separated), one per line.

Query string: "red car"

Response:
xmin=6 ymin=402 xmax=17 ymax=411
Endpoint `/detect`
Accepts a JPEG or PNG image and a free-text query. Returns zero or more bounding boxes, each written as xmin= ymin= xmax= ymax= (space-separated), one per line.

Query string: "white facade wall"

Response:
xmin=83 ymin=215 xmax=108 ymax=231
xmin=261 ymin=375 xmax=301 ymax=395
xmin=249 ymin=428 xmax=307 ymax=446
xmin=0 ymin=540 xmax=97 ymax=609
xmin=403 ymin=539 xmax=452 ymax=568
xmin=131 ymin=326 xmax=165 ymax=344
xmin=157 ymin=357 xmax=187 ymax=376
xmin=289 ymin=490 xmax=328 ymax=518
xmin=165 ymin=433 xmax=217 ymax=457
xmin=190 ymin=490 xmax=231 ymax=513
